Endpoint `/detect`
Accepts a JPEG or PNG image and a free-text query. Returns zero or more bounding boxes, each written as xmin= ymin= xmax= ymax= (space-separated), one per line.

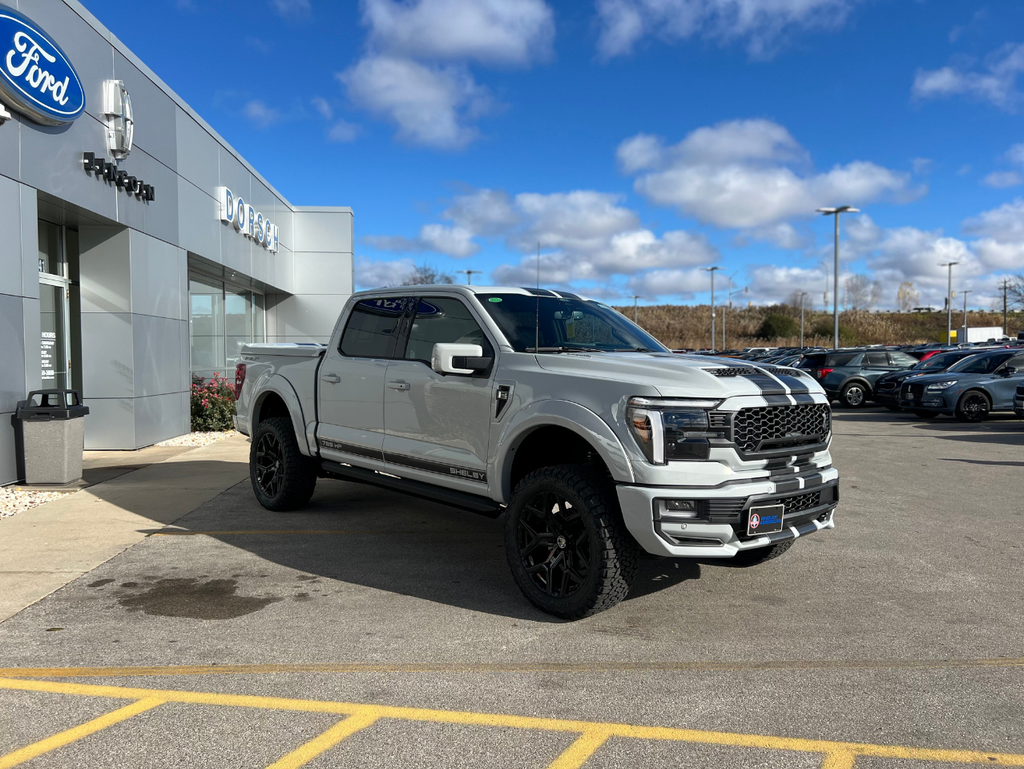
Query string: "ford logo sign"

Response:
xmin=0 ymin=4 xmax=85 ymax=125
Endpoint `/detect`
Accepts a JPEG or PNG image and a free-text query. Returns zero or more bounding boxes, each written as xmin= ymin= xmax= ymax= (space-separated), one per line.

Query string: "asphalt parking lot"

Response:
xmin=1 ymin=410 xmax=1023 ymax=768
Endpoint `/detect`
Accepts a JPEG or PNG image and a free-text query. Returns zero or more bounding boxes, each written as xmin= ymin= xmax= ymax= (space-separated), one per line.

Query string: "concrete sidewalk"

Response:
xmin=0 ymin=435 xmax=250 ymax=622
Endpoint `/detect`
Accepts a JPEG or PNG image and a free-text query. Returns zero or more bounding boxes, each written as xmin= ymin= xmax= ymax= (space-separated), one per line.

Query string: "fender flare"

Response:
xmin=839 ymin=378 xmax=872 ymax=397
xmin=493 ymin=399 xmax=635 ymax=504
xmin=252 ymin=374 xmax=312 ymax=456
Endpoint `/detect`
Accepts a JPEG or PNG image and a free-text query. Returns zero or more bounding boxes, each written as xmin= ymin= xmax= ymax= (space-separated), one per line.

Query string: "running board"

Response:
xmin=320 ymin=461 xmax=502 ymax=518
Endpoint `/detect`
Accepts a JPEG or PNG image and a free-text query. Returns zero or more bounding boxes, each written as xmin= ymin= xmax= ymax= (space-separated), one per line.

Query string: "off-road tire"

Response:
xmin=913 ymin=410 xmax=938 ymax=419
xmin=731 ymin=540 xmax=793 ymax=566
xmin=504 ymin=464 xmax=638 ymax=620
xmin=839 ymin=382 xmax=867 ymax=408
xmin=250 ymin=417 xmax=317 ymax=511
xmin=955 ymin=390 xmax=991 ymax=423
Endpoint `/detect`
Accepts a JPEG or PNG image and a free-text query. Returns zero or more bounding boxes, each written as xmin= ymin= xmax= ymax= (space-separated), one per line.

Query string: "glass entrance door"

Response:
xmin=38 ymin=220 xmax=73 ymax=391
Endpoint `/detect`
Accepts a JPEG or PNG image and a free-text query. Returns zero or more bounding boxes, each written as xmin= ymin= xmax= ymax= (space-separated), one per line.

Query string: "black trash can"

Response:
xmin=14 ymin=390 xmax=90 ymax=485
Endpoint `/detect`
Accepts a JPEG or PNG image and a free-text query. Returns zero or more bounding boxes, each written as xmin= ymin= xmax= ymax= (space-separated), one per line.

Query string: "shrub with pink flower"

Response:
xmin=190 ymin=373 xmax=236 ymax=431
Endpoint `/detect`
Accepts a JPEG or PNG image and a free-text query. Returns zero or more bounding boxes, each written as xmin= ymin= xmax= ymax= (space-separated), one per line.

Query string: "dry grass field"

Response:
xmin=614 ymin=303 xmax=1024 ymax=350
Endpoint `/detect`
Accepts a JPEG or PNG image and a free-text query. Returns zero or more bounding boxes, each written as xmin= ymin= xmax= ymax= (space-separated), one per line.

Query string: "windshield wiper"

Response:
xmin=612 ymin=347 xmax=658 ymax=352
xmin=525 ymin=346 xmax=606 ymax=353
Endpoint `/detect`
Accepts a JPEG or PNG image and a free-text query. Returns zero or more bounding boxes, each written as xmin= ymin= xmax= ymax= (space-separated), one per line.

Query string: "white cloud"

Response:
xmin=270 ymin=0 xmax=311 ymax=19
xmin=982 ymin=171 xmax=1023 ymax=189
xmin=621 ymin=120 xmax=920 ymax=229
xmin=746 ymin=265 xmax=829 ymax=306
xmin=355 ymin=256 xmax=419 ymax=289
xmin=243 ymin=99 xmax=280 ymax=128
xmin=339 ymin=55 xmax=495 ymax=149
xmin=362 ymin=0 xmax=554 ymax=66
xmin=911 ymin=157 xmax=933 ymax=175
xmin=1007 ymin=143 xmax=1024 ymax=166
xmin=595 ymin=0 xmax=860 ymax=61
xmin=963 ymin=199 xmax=1024 ymax=270
xmin=366 ymin=224 xmax=479 ymax=258
xmin=445 ymin=188 xmax=519 ymax=235
xmin=327 ymin=120 xmax=360 ymax=142
xmin=912 ymin=43 xmax=1024 ymax=111
xmin=311 ymin=96 xmax=333 ymax=121
xmin=625 ymin=267 xmax=709 ymax=300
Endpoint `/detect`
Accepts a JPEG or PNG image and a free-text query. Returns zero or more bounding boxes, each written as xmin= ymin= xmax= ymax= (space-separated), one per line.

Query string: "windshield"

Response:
xmin=477 ymin=293 xmax=669 ymax=353
xmin=916 ymin=352 xmax=969 ymax=371
xmin=947 ymin=352 xmax=1013 ymax=374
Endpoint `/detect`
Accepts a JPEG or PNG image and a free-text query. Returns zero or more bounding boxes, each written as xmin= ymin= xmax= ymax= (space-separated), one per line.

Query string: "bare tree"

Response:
xmin=845 ymin=275 xmax=870 ymax=309
xmin=394 ymin=263 xmax=455 ymax=286
xmin=1009 ymin=274 xmax=1024 ymax=310
xmin=786 ymin=290 xmax=810 ymax=309
xmin=896 ymin=281 xmax=920 ymax=312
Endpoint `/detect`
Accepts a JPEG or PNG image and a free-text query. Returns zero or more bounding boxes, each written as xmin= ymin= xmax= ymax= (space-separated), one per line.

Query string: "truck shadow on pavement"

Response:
xmin=163 ymin=479 xmax=702 ymax=622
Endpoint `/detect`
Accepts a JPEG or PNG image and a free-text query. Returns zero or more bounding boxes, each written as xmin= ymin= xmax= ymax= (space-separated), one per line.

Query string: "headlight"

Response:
xmin=626 ymin=397 xmax=725 ymax=464
xmin=925 ymin=380 xmax=958 ymax=391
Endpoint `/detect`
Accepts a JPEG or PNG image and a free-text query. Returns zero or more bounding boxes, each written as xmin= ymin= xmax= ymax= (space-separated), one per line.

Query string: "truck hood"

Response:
xmin=534 ymin=352 xmax=823 ymax=399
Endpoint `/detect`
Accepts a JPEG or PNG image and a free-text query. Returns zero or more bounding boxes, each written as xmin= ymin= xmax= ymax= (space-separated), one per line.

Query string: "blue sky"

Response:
xmin=82 ymin=0 xmax=1024 ymax=310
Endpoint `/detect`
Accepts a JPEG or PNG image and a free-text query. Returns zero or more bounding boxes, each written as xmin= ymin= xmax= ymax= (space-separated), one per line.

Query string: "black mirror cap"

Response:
xmin=451 ymin=356 xmax=494 ymax=375
xmin=1003 ymin=367 xmax=1017 ymax=376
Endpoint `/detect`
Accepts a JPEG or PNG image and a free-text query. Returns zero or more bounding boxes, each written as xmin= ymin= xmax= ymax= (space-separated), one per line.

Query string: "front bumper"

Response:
xmin=617 ymin=471 xmax=839 ymax=558
xmin=873 ymin=386 xmax=900 ymax=406
xmin=1014 ymin=397 xmax=1024 ymax=417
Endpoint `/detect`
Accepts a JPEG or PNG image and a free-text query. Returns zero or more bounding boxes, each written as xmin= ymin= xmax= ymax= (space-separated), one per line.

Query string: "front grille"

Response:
xmin=732 ymin=404 xmax=830 ymax=454
xmin=877 ymin=381 xmax=897 ymax=392
xmin=1016 ymin=384 xmax=1024 ymax=397
xmin=700 ymin=487 xmax=833 ymax=522
xmin=907 ymin=382 xmax=925 ymax=398
xmin=783 ymin=490 xmax=821 ymax=514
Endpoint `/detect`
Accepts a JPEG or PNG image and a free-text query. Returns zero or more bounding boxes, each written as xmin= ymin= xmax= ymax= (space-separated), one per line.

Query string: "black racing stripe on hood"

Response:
xmin=773 ymin=373 xmax=812 ymax=393
xmin=704 ymin=359 xmax=789 ymax=395
xmin=762 ymin=393 xmax=793 ymax=405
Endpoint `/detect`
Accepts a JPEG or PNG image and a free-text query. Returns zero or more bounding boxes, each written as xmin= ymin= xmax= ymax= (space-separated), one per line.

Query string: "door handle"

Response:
xmin=322 ymin=373 xmax=341 ymax=384
xmin=387 ymin=381 xmax=410 ymax=391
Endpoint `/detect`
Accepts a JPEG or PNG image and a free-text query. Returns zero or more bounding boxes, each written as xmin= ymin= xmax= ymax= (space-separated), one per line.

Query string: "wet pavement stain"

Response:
xmin=87 ymin=579 xmax=114 ymax=588
xmin=117 ymin=578 xmax=280 ymax=620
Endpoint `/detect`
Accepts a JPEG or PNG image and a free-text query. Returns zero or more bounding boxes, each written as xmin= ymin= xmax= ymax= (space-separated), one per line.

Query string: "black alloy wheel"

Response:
xmin=254 ymin=431 xmax=284 ymax=498
xmin=504 ymin=464 xmax=637 ymax=619
xmin=517 ymin=490 xmax=590 ymax=599
xmin=956 ymin=391 xmax=991 ymax=423
xmin=249 ymin=417 xmax=317 ymax=511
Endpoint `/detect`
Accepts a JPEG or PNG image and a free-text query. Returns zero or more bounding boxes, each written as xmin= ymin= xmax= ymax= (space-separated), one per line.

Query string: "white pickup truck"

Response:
xmin=234 ymin=285 xmax=839 ymax=618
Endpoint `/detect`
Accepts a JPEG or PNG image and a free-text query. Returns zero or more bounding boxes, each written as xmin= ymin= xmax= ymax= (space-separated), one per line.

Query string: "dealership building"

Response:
xmin=0 ymin=1 xmax=354 ymax=484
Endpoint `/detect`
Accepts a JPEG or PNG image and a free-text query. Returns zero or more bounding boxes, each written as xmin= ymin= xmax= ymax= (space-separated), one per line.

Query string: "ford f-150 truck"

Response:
xmin=234 ymin=286 xmax=839 ymax=619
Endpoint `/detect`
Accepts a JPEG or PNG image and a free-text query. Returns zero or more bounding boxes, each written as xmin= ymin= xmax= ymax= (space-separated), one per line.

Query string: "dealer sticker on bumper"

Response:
xmin=747 ymin=504 xmax=785 ymax=536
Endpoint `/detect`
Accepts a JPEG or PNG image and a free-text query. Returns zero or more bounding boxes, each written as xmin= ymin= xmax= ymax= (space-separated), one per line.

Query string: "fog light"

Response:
xmin=657 ymin=499 xmax=699 ymax=520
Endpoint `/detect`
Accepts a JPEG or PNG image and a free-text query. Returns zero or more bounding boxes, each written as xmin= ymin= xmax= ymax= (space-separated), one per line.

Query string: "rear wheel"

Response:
xmin=731 ymin=541 xmax=792 ymax=566
xmin=504 ymin=465 xmax=637 ymax=620
xmin=956 ymin=391 xmax=991 ymax=422
xmin=913 ymin=410 xmax=938 ymax=419
xmin=250 ymin=417 xmax=317 ymax=511
xmin=840 ymin=382 xmax=868 ymax=408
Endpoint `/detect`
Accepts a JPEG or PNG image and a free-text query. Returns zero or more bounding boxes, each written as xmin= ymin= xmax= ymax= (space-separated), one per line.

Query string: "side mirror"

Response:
xmin=1002 ymin=367 xmax=1017 ymax=377
xmin=432 ymin=343 xmax=491 ymax=375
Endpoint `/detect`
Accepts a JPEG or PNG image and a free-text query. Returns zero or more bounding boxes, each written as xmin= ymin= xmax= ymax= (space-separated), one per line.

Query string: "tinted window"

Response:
xmin=825 ymin=353 xmax=858 ymax=367
xmin=404 ymin=297 xmax=492 ymax=362
xmin=888 ymin=352 xmax=918 ymax=367
xmin=950 ymin=352 xmax=1014 ymax=374
xmin=864 ymin=352 xmax=889 ymax=366
xmin=1002 ymin=355 xmax=1024 ymax=371
xmin=339 ymin=297 xmax=408 ymax=358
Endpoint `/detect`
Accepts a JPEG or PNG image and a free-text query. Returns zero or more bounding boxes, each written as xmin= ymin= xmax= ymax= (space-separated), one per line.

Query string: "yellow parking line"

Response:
xmin=266 ymin=709 xmax=381 ymax=769
xmin=546 ymin=730 xmax=612 ymax=769
xmin=0 ymin=678 xmax=1021 ymax=766
xmin=2 ymin=657 xmax=1023 ymax=678
xmin=147 ymin=529 xmax=411 ymax=536
xmin=821 ymin=751 xmax=856 ymax=769
xmin=0 ymin=697 xmax=163 ymax=769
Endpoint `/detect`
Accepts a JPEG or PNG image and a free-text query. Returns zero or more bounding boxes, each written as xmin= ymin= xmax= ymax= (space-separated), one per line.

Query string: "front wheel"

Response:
xmin=250 ymin=417 xmax=317 ymax=511
xmin=840 ymin=382 xmax=867 ymax=408
xmin=504 ymin=465 xmax=637 ymax=620
xmin=956 ymin=391 xmax=991 ymax=422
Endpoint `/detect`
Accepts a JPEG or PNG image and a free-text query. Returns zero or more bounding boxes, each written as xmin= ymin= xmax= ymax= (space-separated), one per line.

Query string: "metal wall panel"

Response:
xmin=291 ymin=252 xmax=354 ymax=295
xmin=293 ymin=209 xmax=354 ymax=253
xmin=134 ymin=392 xmax=185 ymax=447
xmin=0 ymin=413 xmax=18 ymax=485
xmin=129 ymin=230 xmax=184 ymax=321
xmin=79 ymin=227 xmax=131 ymax=314
xmin=21 ymin=297 xmax=41 ymax=397
xmin=80 ymin=311 xmax=134 ymax=398
xmin=174 ymin=109 xmax=220 ymax=193
xmin=112 ymin=52 xmax=178 ymax=171
xmin=19 ymin=184 xmax=38 ymax=300
xmin=0 ymin=176 xmax=22 ymax=298
xmin=82 ymin=397 xmax=135 ymax=450
xmin=0 ymin=294 xmax=27 ymax=414
xmin=132 ymin=315 xmax=184 ymax=397
xmin=0 ymin=115 xmax=19 ymax=182
xmin=176 ymin=177 xmax=221 ymax=263
xmin=270 ymin=294 xmax=348 ymax=338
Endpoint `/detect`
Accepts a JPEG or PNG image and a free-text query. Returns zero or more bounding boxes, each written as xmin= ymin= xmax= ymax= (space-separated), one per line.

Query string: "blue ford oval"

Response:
xmin=0 ymin=4 xmax=85 ymax=125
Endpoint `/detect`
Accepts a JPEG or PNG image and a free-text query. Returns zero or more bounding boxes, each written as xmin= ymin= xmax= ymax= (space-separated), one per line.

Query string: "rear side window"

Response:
xmin=826 ymin=353 xmax=858 ymax=367
xmin=889 ymin=352 xmax=918 ymax=367
xmin=954 ymin=353 xmax=1013 ymax=374
xmin=864 ymin=352 xmax=889 ymax=366
xmin=339 ymin=297 xmax=408 ymax=359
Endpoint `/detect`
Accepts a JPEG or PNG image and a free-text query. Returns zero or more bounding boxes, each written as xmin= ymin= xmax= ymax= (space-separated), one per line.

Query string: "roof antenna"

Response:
xmin=535 ymin=241 xmax=540 ymax=354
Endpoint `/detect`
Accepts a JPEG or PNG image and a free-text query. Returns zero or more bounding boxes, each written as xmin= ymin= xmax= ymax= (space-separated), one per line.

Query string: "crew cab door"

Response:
xmin=316 ymin=296 xmax=410 ymax=466
xmin=383 ymin=296 xmax=495 ymax=494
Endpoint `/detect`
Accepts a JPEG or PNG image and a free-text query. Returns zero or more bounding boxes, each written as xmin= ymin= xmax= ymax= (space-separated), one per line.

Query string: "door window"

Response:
xmin=864 ymin=352 xmax=889 ymax=367
xmin=888 ymin=352 xmax=918 ymax=368
xmin=404 ymin=297 xmax=492 ymax=362
xmin=339 ymin=297 xmax=408 ymax=359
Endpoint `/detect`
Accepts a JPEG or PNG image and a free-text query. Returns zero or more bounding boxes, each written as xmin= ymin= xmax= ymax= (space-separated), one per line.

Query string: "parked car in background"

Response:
xmin=798 ymin=349 xmax=920 ymax=407
xmin=874 ymin=350 xmax=996 ymax=410
xmin=1014 ymin=382 xmax=1024 ymax=418
xmin=899 ymin=350 xmax=1024 ymax=421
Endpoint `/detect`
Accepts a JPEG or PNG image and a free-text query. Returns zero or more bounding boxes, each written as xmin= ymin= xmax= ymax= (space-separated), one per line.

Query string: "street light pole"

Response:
xmin=704 ymin=267 xmax=721 ymax=352
xmin=940 ymin=261 xmax=959 ymax=344
xmin=632 ymin=295 xmax=641 ymax=324
xmin=817 ymin=206 xmax=860 ymax=350
xmin=457 ymin=269 xmax=482 ymax=285
xmin=724 ymin=285 xmax=747 ymax=351
xmin=962 ymin=289 xmax=971 ymax=342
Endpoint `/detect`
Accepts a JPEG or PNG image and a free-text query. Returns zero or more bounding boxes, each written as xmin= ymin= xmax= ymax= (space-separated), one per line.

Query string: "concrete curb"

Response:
xmin=0 ymin=435 xmax=250 ymax=623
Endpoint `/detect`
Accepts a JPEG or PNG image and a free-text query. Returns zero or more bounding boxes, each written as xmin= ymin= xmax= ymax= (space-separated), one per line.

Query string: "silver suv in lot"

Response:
xmin=234 ymin=286 xmax=839 ymax=618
